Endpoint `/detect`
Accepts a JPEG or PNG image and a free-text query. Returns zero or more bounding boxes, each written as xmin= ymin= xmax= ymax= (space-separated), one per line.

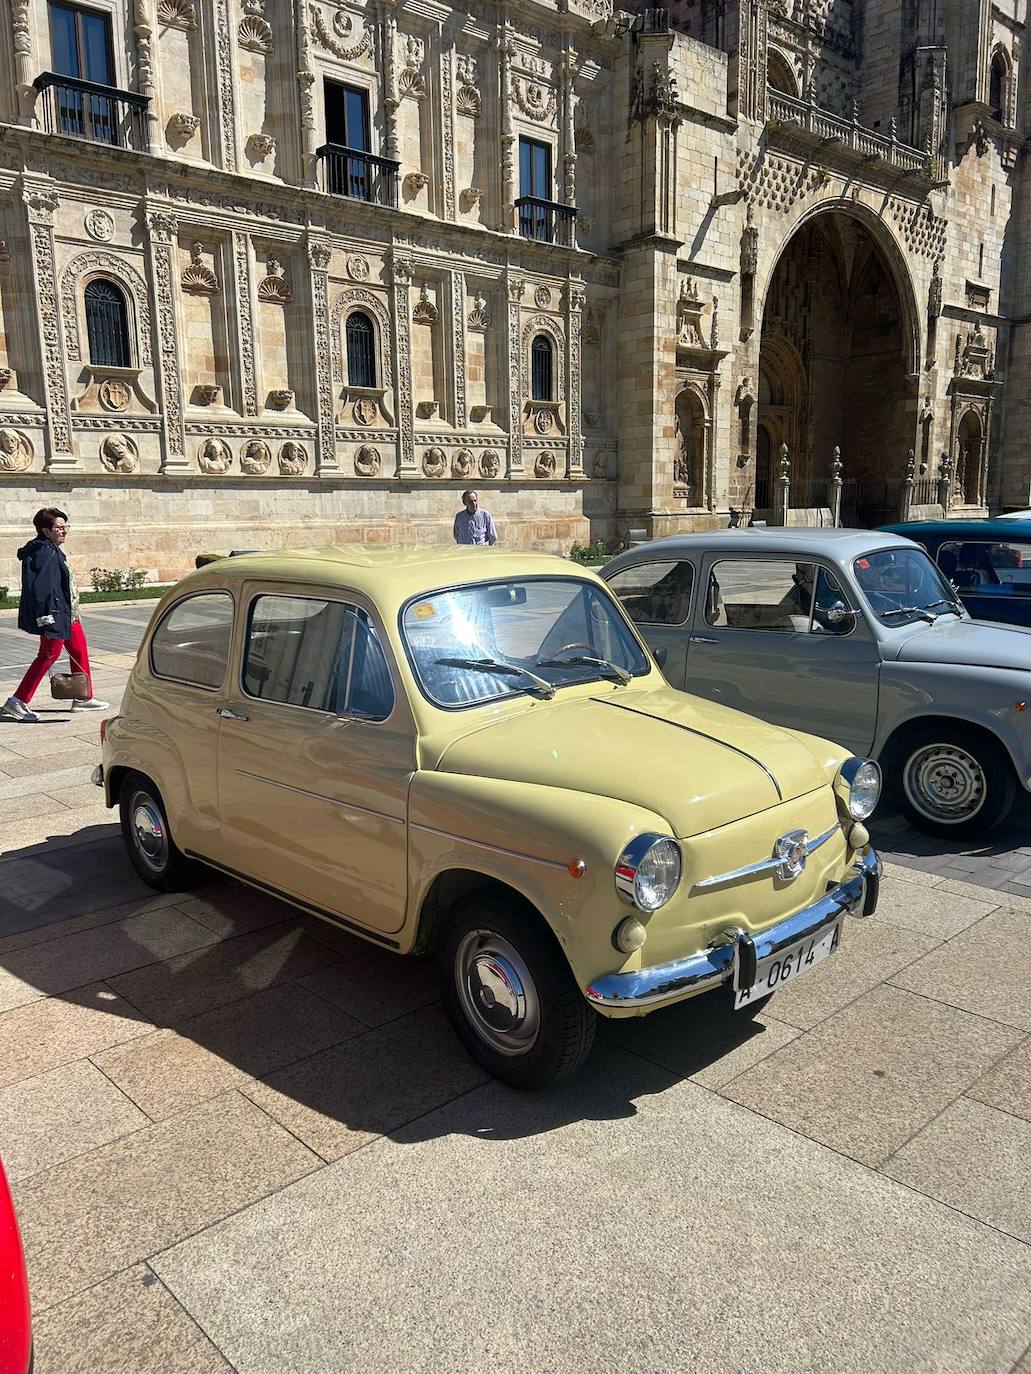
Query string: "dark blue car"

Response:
xmin=880 ymin=518 xmax=1031 ymax=627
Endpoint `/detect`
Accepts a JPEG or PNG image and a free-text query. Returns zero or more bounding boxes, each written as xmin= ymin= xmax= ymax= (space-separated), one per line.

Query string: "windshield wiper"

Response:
xmin=536 ymin=654 xmax=632 ymax=685
xmin=880 ymin=606 xmax=935 ymax=624
xmin=434 ymin=656 xmax=555 ymax=698
xmin=923 ymin=599 xmax=962 ymax=618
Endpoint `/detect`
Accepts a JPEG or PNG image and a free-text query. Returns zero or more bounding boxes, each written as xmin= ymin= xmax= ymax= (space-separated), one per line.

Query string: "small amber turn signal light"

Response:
xmin=567 ymin=859 xmax=586 ymax=879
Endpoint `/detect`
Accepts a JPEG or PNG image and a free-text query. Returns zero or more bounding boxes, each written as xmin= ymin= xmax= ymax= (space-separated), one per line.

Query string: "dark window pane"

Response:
xmin=518 ymin=137 xmax=551 ymax=199
xmin=519 ymin=139 xmax=533 ymax=197
xmin=345 ymin=87 xmax=368 ymax=150
xmin=324 ymin=80 xmax=346 ymax=143
xmin=346 ymin=312 xmax=376 ymax=388
xmin=84 ymin=279 xmax=131 ymax=367
xmin=531 ymin=334 xmax=553 ymax=401
xmin=608 ymin=561 xmax=695 ymax=626
xmin=50 ymin=5 xmax=79 ymax=77
xmin=150 ymin=594 xmax=234 ymax=689
xmin=80 ymin=9 xmax=112 ymax=84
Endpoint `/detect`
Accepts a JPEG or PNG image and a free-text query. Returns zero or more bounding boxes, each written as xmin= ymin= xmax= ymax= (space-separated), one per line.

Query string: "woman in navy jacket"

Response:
xmin=2 ymin=508 xmax=108 ymax=723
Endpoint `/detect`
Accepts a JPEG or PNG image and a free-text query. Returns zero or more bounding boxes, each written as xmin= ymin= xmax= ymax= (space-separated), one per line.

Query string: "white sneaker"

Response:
xmin=1 ymin=696 xmax=40 ymax=723
xmin=72 ymin=697 xmax=110 ymax=711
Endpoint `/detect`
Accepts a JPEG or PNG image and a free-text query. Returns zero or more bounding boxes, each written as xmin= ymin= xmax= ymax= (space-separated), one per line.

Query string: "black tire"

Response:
xmin=437 ymin=893 xmax=596 ymax=1089
xmin=893 ymin=725 xmax=1016 ymax=839
xmin=118 ymin=771 xmax=201 ymax=891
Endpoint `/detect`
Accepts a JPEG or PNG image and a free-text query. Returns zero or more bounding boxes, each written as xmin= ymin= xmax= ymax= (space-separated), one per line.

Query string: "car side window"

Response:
xmin=938 ymin=540 xmax=1031 ymax=596
xmin=150 ymin=592 xmax=234 ymax=689
xmin=705 ymin=560 xmax=819 ymax=632
xmin=243 ymin=594 xmax=394 ymax=720
xmin=606 ymin=560 xmax=695 ymax=626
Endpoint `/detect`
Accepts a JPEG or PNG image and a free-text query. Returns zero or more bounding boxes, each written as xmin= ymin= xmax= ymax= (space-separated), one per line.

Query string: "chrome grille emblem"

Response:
xmin=773 ymin=829 xmax=809 ymax=882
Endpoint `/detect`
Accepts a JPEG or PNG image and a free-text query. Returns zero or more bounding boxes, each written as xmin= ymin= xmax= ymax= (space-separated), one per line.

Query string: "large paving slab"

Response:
xmin=151 ymin=1045 xmax=1031 ymax=1374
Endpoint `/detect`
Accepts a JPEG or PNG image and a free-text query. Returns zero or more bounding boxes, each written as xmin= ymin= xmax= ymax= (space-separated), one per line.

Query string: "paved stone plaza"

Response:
xmin=0 ymin=603 xmax=1029 ymax=1373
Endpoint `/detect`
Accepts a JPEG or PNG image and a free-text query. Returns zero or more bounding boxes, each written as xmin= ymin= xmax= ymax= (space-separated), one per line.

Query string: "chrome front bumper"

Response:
xmin=585 ymin=848 xmax=881 ymax=1011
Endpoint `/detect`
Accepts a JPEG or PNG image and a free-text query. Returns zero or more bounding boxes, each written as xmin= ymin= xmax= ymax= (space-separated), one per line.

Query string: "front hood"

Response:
xmin=434 ymin=687 xmax=831 ymax=838
xmin=894 ymin=617 xmax=1031 ymax=669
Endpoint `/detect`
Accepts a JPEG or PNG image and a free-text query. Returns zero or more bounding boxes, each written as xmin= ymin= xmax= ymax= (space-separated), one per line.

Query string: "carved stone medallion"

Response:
xmin=99 ymin=433 xmax=138 ymax=474
xmin=346 ymin=254 xmax=370 ymax=282
xmin=198 ymin=437 xmax=232 ymax=474
xmin=279 ymin=441 xmax=308 ymax=476
xmin=354 ymin=444 xmax=381 ymax=476
xmin=533 ymin=407 xmax=554 ymax=435
xmin=452 ymin=448 xmax=475 ymax=478
xmin=84 ymin=208 xmax=115 ymax=243
xmin=0 ymin=429 xmax=32 ymax=473
xmin=534 ymin=452 xmax=557 ymax=479
xmin=479 ymin=450 xmax=501 ymax=479
xmin=534 ymin=285 xmax=552 ymax=309
xmin=98 ymin=378 xmax=131 ymax=412
xmin=422 ymin=446 xmax=447 ymax=478
xmin=240 ymin=439 xmax=271 ymax=474
xmin=352 ymin=396 xmax=377 ymax=426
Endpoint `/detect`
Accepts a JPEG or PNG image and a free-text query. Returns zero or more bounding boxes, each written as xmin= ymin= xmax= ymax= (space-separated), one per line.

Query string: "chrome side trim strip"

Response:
xmin=692 ymin=824 xmax=839 ymax=892
xmin=235 ymin=770 xmax=405 ymax=825
xmin=410 ymin=822 xmax=572 ymax=872
xmin=586 ymin=850 xmax=880 ymax=1010
xmin=598 ymin=699 xmax=783 ymax=801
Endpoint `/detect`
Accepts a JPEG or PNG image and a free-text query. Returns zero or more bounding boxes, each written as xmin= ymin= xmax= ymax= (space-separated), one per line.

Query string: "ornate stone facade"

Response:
xmin=0 ymin=0 xmax=1027 ymax=579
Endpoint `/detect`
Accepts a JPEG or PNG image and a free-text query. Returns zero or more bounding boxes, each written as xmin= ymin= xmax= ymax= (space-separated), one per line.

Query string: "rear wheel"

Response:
xmin=437 ymin=893 xmax=595 ymax=1089
xmin=119 ymin=772 xmax=201 ymax=891
xmin=894 ymin=726 xmax=1016 ymax=839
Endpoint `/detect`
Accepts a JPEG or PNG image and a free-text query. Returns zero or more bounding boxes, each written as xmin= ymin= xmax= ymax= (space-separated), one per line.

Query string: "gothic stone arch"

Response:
xmin=329 ymin=288 xmax=394 ymax=390
xmin=61 ymin=251 xmax=153 ymax=367
xmin=520 ymin=314 xmax=566 ymax=402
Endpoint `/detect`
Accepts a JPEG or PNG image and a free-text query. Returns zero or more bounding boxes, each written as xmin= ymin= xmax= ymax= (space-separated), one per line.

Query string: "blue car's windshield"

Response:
xmin=853 ymin=549 xmax=963 ymax=626
xmin=401 ymin=577 xmax=650 ymax=708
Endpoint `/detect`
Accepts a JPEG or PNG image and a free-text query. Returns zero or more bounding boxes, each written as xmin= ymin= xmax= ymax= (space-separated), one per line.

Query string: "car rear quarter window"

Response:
xmin=149 ymin=592 xmax=234 ymax=689
xmin=937 ymin=540 xmax=1031 ymax=596
xmin=606 ymin=560 xmax=695 ymax=626
xmin=243 ymin=593 xmax=394 ymax=719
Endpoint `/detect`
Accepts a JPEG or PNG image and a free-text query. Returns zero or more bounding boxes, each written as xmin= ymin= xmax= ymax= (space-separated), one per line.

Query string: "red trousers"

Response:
xmin=15 ymin=621 xmax=92 ymax=703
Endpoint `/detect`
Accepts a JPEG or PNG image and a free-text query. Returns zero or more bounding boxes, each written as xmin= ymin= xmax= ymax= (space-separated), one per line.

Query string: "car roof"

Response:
xmin=176 ymin=544 xmax=592 ymax=610
xmin=882 ymin=519 xmax=1031 ymax=538
xmin=606 ymin=527 xmax=918 ymax=563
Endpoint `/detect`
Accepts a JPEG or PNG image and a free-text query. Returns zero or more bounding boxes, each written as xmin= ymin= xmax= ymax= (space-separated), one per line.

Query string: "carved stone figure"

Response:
xmin=279 ymin=441 xmax=308 ymax=476
xmin=422 ymin=447 xmax=447 ymax=478
xmin=240 ymin=439 xmax=271 ymax=474
xmin=534 ymin=452 xmax=557 ymax=478
xmin=479 ymin=450 xmax=501 ymax=478
xmin=452 ymin=448 xmax=475 ymax=478
xmin=198 ymin=437 xmax=232 ymax=474
xmin=0 ymin=429 xmax=32 ymax=473
xmin=354 ymin=444 xmax=381 ymax=476
xmin=99 ymin=433 xmax=138 ymax=474
xmin=267 ymin=389 xmax=295 ymax=410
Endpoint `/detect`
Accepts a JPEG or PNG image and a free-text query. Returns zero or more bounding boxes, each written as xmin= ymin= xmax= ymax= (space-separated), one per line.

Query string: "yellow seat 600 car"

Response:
xmin=97 ymin=545 xmax=881 ymax=1088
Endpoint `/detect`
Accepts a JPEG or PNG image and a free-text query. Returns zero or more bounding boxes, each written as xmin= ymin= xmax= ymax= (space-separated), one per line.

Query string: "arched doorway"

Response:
xmin=757 ymin=210 xmax=915 ymax=523
xmin=956 ymin=410 xmax=984 ymax=507
xmin=674 ymin=386 xmax=706 ymax=505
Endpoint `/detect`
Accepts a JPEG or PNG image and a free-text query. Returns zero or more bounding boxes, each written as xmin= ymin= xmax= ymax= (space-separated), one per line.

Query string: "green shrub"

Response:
xmin=0 ymin=585 xmax=8 ymax=602
xmin=568 ymin=540 xmax=610 ymax=564
xmin=195 ymin=553 xmax=223 ymax=569
xmin=88 ymin=566 xmax=149 ymax=593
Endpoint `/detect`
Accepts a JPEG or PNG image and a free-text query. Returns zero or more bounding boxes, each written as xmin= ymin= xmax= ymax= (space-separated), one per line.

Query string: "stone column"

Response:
xmin=378 ymin=0 xmax=400 ymax=162
xmin=213 ymin=0 xmax=239 ymax=172
xmin=306 ymin=240 xmax=339 ymax=474
xmin=565 ymin=280 xmax=585 ymax=478
xmin=497 ymin=30 xmax=515 ymax=232
xmin=901 ymin=448 xmax=915 ymax=521
xmin=504 ymin=274 xmax=524 ymax=477
xmin=937 ymin=450 xmax=952 ymax=511
xmin=391 ymin=251 xmax=416 ymax=478
xmin=296 ymin=0 xmax=319 ymax=187
xmin=132 ymin=0 xmax=160 ymax=153
xmin=439 ymin=27 xmax=456 ymax=221
xmin=144 ymin=209 xmax=189 ymax=474
xmin=830 ymin=446 xmax=843 ymax=527
xmin=450 ymin=269 xmax=467 ymax=430
xmin=12 ymin=1 xmax=35 ymax=120
xmin=775 ymin=443 xmax=790 ymax=524
xmin=231 ymin=232 xmax=259 ymax=416
xmin=22 ymin=185 xmax=76 ymax=472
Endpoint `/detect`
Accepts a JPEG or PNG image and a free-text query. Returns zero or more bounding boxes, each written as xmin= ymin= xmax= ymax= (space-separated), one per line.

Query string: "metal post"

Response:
xmin=901 ymin=448 xmax=915 ymax=522
xmin=830 ymin=445 xmax=843 ymax=527
xmin=937 ymin=450 xmax=952 ymax=513
xmin=775 ymin=443 xmax=790 ymax=525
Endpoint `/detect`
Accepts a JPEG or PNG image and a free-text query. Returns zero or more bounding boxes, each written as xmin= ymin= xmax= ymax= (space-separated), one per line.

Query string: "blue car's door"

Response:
xmin=932 ymin=536 xmax=1031 ymax=628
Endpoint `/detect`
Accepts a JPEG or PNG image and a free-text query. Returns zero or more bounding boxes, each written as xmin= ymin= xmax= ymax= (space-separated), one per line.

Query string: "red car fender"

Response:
xmin=0 ymin=1159 xmax=31 ymax=1374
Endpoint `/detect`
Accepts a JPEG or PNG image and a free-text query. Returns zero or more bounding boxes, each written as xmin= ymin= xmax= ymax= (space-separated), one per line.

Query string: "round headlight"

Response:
xmin=839 ymin=757 xmax=881 ymax=821
xmin=615 ymin=834 xmax=682 ymax=912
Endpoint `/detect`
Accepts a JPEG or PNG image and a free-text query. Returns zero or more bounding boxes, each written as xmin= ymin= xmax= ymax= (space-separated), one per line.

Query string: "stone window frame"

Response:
xmin=989 ymin=43 xmax=1015 ymax=127
xmin=61 ymin=250 xmax=152 ymax=368
xmin=520 ymin=313 xmax=565 ymax=403
xmin=47 ymin=0 xmax=128 ymax=91
xmin=329 ymin=289 xmax=393 ymax=390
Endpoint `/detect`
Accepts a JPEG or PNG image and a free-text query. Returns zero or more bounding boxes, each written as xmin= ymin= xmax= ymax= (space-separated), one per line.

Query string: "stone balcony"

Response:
xmin=767 ymin=90 xmax=931 ymax=179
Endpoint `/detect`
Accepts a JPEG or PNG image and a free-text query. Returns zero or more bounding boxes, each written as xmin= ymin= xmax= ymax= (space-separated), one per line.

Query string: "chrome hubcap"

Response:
xmin=903 ymin=744 xmax=986 ymax=823
xmin=454 ymin=930 xmax=540 ymax=1058
xmin=131 ymin=796 xmax=168 ymax=871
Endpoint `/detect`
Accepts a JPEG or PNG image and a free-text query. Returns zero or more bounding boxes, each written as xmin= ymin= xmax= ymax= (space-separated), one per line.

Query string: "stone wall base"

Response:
xmin=0 ymin=478 xmax=619 ymax=588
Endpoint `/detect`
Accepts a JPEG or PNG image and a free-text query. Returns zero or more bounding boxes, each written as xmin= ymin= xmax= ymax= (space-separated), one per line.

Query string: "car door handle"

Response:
xmin=690 ymin=635 xmax=718 ymax=645
xmin=216 ymin=707 xmax=249 ymax=721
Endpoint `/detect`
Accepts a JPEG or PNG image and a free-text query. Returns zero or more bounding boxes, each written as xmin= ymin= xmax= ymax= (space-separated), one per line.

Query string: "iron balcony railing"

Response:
xmin=34 ymin=71 xmax=149 ymax=150
xmin=316 ymin=144 xmax=400 ymax=208
xmin=515 ymin=196 xmax=577 ymax=247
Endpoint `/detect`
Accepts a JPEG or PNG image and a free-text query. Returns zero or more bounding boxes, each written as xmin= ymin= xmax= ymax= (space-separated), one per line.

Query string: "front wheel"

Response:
xmin=895 ymin=726 xmax=1016 ymax=839
xmin=119 ymin=772 xmax=201 ymax=891
xmin=437 ymin=895 xmax=596 ymax=1089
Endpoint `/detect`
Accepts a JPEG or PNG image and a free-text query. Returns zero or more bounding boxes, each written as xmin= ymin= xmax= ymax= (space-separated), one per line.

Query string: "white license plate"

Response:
xmin=734 ymin=919 xmax=843 ymax=1009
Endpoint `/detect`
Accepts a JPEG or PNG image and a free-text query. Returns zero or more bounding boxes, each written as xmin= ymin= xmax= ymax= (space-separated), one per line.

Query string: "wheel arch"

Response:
xmin=411 ymin=867 xmax=565 ymax=960
xmin=878 ymin=713 xmax=1021 ymax=785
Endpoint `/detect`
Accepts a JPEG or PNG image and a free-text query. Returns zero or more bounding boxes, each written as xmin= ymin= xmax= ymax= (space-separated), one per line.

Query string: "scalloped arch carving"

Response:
xmin=61 ymin=251 xmax=152 ymax=366
xmin=520 ymin=314 xmax=565 ymax=401
xmin=330 ymin=288 xmax=394 ymax=387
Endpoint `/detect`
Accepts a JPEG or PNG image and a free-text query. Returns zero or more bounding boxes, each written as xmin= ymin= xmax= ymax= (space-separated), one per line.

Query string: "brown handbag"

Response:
xmin=50 ymin=671 xmax=91 ymax=701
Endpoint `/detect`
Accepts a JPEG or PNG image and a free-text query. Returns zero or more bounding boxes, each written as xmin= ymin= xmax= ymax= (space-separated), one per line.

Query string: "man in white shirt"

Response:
xmin=453 ymin=489 xmax=498 ymax=546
